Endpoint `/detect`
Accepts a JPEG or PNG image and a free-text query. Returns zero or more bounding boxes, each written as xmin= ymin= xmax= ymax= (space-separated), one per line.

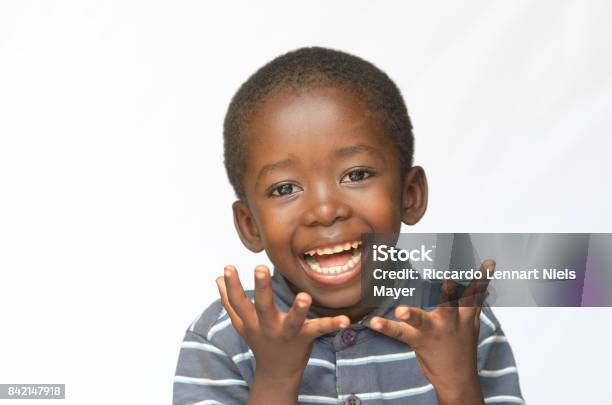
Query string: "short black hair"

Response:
xmin=223 ymin=46 xmax=414 ymax=201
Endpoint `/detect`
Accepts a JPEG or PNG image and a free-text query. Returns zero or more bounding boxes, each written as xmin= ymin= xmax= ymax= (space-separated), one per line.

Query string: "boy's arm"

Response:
xmin=246 ymin=371 xmax=303 ymax=405
xmin=173 ymin=313 xmax=305 ymax=405
xmin=369 ymin=260 xmax=524 ymax=405
xmin=174 ymin=266 xmax=349 ymax=405
xmin=173 ymin=329 xmax=249 ymax=405
xmin=218 ymin=265 xmax=349 ymax=405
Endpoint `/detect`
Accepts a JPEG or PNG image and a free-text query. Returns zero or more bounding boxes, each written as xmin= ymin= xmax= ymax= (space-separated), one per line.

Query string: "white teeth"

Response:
xmin=305 ymin=241 xmax=361 ymax=257
xmin=303 ymin=241 xmax=362 ymax=275
xmin=304 ymin=249 xmax=362 ymax=275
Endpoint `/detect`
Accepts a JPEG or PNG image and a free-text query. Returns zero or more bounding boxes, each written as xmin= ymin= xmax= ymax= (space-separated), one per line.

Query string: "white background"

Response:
xmin=1 ymin=1 xmax=611 ymax=404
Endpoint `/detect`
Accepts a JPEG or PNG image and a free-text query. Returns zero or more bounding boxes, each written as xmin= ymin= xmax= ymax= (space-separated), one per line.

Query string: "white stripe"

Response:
xmin=484 ymin=395 xmax=525 ymax=404
xmin=479 ymin=335 xmax=508 ymax=348
xmin=174 ymin=376 xmax=248 ymax=386
xmin=480 ymin=312 xmax=496 ymax=330
xmin=207 ymin=318 xmax=233 ymax=340
xmin=339 ymin=383 xmax=433 ymax=401
xmin=297 ymin=394 xmax=339 ymax=404
xmin=189 ymin=313 xmax=203 ymax=332
xmin=216 ymin=308 xmax=228 ymax=320
xmin=479 ymin=366 xmax=518 ymax=377
xmin=191 ymin=401 xmax=226 ymax=405
xmin=232 ymin=350 xmax=253 ymax=363
xmin=231 ymin=351 xmax=334 ymax=371
xmin=181 ymin=341 xmax=227 ymax=356
xmin=337 ymin=351 xmax=415 ymax=366
xmin=307 ymin=358 xmax=336 ymax=370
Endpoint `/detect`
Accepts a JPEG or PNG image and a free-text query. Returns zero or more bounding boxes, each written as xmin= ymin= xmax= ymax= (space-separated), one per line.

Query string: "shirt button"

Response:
xmin=341 ymin=328 xmax=359 ymax=346
xmin=345 ymin=394 xmax=361 ymax=405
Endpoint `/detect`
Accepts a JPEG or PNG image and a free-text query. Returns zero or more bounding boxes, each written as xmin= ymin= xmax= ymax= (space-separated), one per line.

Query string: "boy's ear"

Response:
xmin=232 ymin=200 xmax=264 ymax=253
xmin=401 ymin=166 xmax=428 ymax=225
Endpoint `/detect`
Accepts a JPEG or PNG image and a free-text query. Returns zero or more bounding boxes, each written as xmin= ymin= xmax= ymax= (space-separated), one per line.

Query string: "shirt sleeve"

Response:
xmin=173 ymin=329 xmax=250 ymax=405
xmin=476 ymin=305 xmax=524 ymax=404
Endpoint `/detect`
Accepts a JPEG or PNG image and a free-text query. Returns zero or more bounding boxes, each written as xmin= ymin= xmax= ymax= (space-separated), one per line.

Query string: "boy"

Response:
xmin=173 ymin=47 xmax=523 ymax=405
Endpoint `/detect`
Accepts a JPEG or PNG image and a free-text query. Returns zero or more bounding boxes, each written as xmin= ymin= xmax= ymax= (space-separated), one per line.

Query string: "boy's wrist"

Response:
xmin=247 ymin=369 xmax=303 ymax=405
xmin=434 ymin=375 xmax=484 ymax=405
xmin=254 ymin=368 xmax=304 ymax=386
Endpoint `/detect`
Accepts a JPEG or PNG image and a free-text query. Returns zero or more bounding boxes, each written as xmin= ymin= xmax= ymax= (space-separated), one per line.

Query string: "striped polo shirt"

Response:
xmin=173 ymin=269 xmax=524 ymax=405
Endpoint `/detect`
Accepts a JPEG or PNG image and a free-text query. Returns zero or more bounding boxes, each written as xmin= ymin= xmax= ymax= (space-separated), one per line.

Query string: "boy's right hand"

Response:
xmin=216 ymin=265 xmax=349 ymax=404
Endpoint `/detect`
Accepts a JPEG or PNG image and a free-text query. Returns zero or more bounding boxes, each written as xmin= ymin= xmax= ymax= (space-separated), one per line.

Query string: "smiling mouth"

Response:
xmin=302 ymin=240 xmax=362 ymax=276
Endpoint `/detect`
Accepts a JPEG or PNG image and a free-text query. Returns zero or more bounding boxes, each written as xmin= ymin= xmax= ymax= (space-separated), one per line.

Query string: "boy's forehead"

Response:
xmin=245 ymin=87 xmax=391 ymax=163
xmin=251 ymin=87 xmax=371 ymax=134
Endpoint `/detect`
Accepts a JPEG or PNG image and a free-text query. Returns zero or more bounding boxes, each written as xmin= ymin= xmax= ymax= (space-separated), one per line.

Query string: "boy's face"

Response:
xmin=233 ymin=86 xmax=427 ymax=311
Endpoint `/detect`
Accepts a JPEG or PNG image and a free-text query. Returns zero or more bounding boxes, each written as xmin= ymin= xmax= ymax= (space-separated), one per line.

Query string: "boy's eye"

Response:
xmin=341 ymin=168 xmax=374 ymax=183
xmin=270 ymin=183 xmax=302 ymax=197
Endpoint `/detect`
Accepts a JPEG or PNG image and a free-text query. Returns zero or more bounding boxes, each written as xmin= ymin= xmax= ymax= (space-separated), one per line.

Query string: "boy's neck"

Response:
xmin=310 ymin=302 xmax=376 ymax=325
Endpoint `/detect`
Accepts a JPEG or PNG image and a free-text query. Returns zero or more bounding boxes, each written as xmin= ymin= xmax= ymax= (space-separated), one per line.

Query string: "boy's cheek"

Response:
xmin=359 ymin=197 xmax=403 ymax=232
xmin=259 ymin=242 xmax=293 ymax=272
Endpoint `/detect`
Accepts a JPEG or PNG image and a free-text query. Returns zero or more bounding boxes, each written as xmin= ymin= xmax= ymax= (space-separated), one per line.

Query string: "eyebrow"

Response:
xmin=255 ymin=158 xmax=296 ymax=188
xmin=335 ymin=144 xmax=385 ymax=159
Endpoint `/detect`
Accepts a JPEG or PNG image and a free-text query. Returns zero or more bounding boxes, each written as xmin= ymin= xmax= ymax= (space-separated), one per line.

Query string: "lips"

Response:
xmin=299 ymin=240 xmax=362 ymax=286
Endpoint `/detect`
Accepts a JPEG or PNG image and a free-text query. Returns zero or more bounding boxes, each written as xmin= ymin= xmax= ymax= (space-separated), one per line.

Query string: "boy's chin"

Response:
xmin=311 ymin=290 xmax=362 ymax=311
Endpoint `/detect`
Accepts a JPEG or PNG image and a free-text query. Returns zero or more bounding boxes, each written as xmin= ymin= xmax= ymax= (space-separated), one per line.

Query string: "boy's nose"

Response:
xmin=301 ymin=189 xmax=352 ymax=227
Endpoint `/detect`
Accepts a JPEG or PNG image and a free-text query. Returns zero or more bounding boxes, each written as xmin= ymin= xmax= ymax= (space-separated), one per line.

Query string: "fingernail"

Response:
xmin=255 ymin=270 xmax=266 ymax=280
xmin=397 ymin=310 xmax=410 ymax=321
xmin=370 ymin=319 xmax=381 ymax=330
xmin=339 ymin=320 xmax=349 ymax=329
xmin=224 ymin=269 xmax=231 ymax=278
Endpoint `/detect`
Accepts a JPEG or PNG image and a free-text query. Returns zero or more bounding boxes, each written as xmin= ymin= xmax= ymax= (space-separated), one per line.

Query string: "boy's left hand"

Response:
xmin=369 ymin=259 xmax=495 ymax=405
